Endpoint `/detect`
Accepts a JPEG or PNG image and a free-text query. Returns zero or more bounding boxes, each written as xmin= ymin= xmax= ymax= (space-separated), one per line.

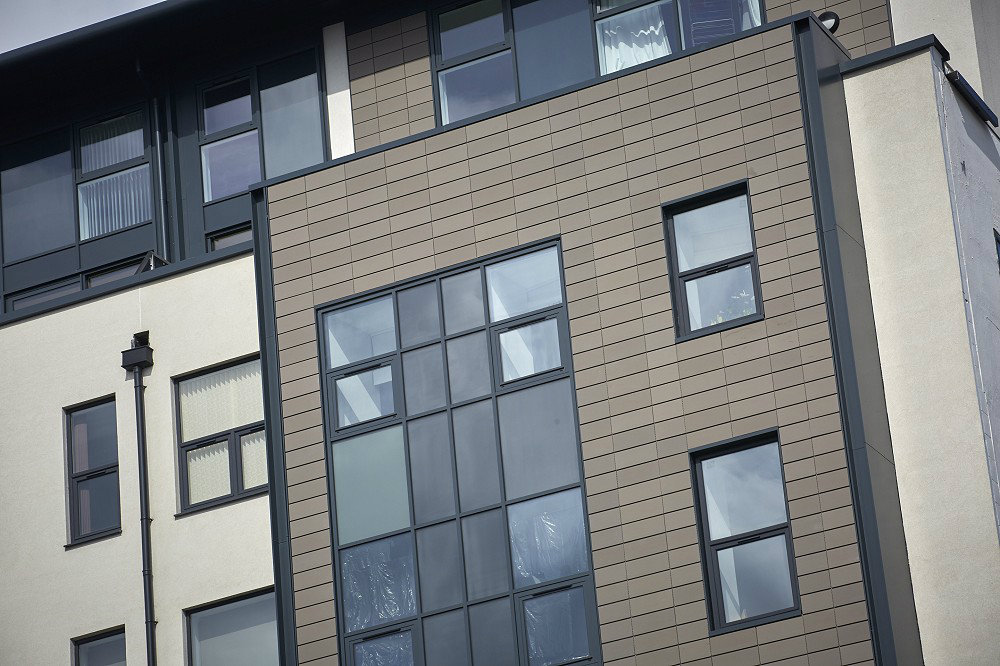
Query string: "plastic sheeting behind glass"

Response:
xmin=508 ymin=488 xmax=589 ymax=587
xmin=178 ymin=359 xmax=264 ymax=442
xmin=524 ymin=587 xmax=590 ymax=666
xmin=341 ymin=533 xmax=417 ymax=633
xmin=353 ymin=631 xmax=414 ymax=666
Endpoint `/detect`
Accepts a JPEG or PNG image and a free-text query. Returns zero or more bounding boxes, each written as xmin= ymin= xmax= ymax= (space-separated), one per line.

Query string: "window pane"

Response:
xmin=424 ymin=609 xmax=470 ymax=666
xmin=702 ymin=442 xmax=786 ymax=540
xmin=260 ymin=51 xmax=325 ymax=178
xmin=499 ymin=318 xmax=560 ymax=382
xmin=469 ymin=597 xmax=516 ymax=666
xmin=486 ymin=247 xmax=562 ymax=322
xmin=684 ymin=264 xmax=756 ymax=331
xmin=326 ymin=296 xmax=396 ymax=368
xmin=525 ymin=587 xmax=589 ymax=666
xmin=597 ymin=0 xmax=681 ymax=75
xmin=204 ymin=79 xmax=252 ymax=135
xmin=78 ymin=163 xmax=153 ymax=240
xmin=187 ymin=441 xmax=232 ymax=505
xmin=439 ymin=0 xmax=505 ymax=61
xmin=211 ymin=226 xmax=253 ymax=250
xmin=76 ymin=471 xmax=120 ymax=536
xmin=397 ymin=282 xmax=441 ymax=347
xmin=453 ymin=400 xmax=502 ymax=512
xmin=241 ymin=430 xmax=268 ymax=489
xmin=87 ymin=261 xmax=141 ymax=288
xmin=508 ymin=489 xmax=589 ymax=587
xmin=7 ymin=281 xmax=80 ymax=311
xmin=80 ymin=111 xmax=144 ymax=173
xmin=77 ymin=632 xmax=125 ymax=666
xmin=498 ymin=378 xmax=580 ymax=500
xmin=417 ymin=521 xmax=464 ymax=611
xmin=70 ymin=401 xmax=117 ymax=473
xmin=673 ymin=195 xmax=752 ymax=271
xmin=439 ymin=50 xmax=517 ymax=125
xmin=189 ymin=592 xmax=279 ymax=666
xmin=513 ymin=0 xmax=595 ymax=99
xmin=178 ymin=359 xmax=263 ymax=442
xmin=354 ymin=631 xmax=414 ymax=666
xmin=682 ymin=0 xmax=763 ymax=49
xmin=447 ymin=331 xmax=491 ymax=402
xmin=341 ymin=533 xmax=417 ymax=633
xmin=442 ymin=269 xmax=485 ymax=334
xmin=408 ymin=412 xmax=456 ymax=523
xmin=332 ymin=426 xmax=410 ymax=545
xmin=402 ymin=344 xmax=447 ymax=414
xmin=462 ymin=509 xmax=510 ymax=599
xmin=717 ymin=534 xmax=795 ymax=623
xmin=201 ymin=130 xmax=262 ymax=202
xmin=336 ymin=365 xmax=394 ymax=427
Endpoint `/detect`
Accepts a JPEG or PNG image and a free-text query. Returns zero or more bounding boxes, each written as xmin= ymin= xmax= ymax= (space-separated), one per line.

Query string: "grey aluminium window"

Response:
xmin=187 ymin=589 xmax=279 ymax=665
xmin=67 ymin=399 xmax=121 ymax=544
xmin=74 ymin=628 xmax=125 ymax=666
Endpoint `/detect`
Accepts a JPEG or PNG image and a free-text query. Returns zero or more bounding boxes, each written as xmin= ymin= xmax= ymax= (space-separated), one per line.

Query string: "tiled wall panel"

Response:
xmin=764 ymin=0 xmax=892 ymax=56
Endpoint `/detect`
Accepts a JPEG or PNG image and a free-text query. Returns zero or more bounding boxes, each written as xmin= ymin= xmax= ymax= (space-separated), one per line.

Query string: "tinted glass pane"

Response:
xmin=201 ymin=130 xmax=262 ymax=202
xmin=597 ymin=0 xmax=681 ymax=75
xmin=439 ymin=50 xmax=517 ymax=125
xmin=241 ymin=430 xmax=268 ymax=489
xmin=462 ymin=509 xmax=510 ymax=599
xmin=417 ymin=521 xmax=464 ymax=611
xmin=189 ymin=592 xmax=279 ymax=666
xmin=498 ymin=378 xmax=580 ymax=500
xmin=408 ymin=412 xmax=456 ymax=523
xmin=513 ymin=0 xmax=595 ymax=99
xmin=402 ymin=344 xmax=447 ymax=414
xmin=717 ymin=535 xmax=795 ymax=623
xmin=397 ymin=282 xmax=441 ymax=347
xmin=211 ymin=226 xmax=253 ymax=250
xmin=78 ymin=163 xmax=153 ymax=240
xmin=326 ymin=296 xmax=396 ymax=368
xmin=469 ymin=597 xmax=516 ymax=666
xmin=682 ymin=0 xmax=763 ymax=48
xmin=486 ymin=247 xmax=562 ymax=322
xmin=77 ymin=632 xmax=125 ymax=666
xmin=447 ymin=331 xmax=491 ymax=402
xmin=336 ymin=365 xmax=394 ymax=427
xmin=702 ymin=442 xmax=786 ymax=540
xmin=70 ymin=401 xmax=117 ymax=473
xmin=673 ymin=195 xmax=752 ymax=271
xmin=453 ymin=400 xmax=502 ymax=511
xmin=204 ymin=79 xmax=252 ymax=135
xmin=354 ymin=631 xmax=414 ymax=666
xmin=87 ymin=262 xmax=140 ymax=288
xmin=439 ymin=0 xmax=505 ymax=61
xmin=7 ymin=281 xmax=80 ymax=311
xmin=332 ymin=426 xmax=410 ymax=544
xmin=684 ymin=264 xmax=756 ymax=331
xmin=508 ymin=489 xmax=588 ymax=587
xmin=260 ymin=51 xmax=325 ymax=178
xmin=341 ymin=533 xmax=417 ymax=633
xmin=442 ymin=269 xmax=485 ymax=334
xmin=80 ymin=111 xmax=144 ymax=173
xmin=187 ymin=441 xmax=232 ymax=505
xmin=499 ymin=318 xmax=560 ymax=381
xmin=424 ymin=609 xmax=470 ymax=666
xmin=525 ymin=587 xmax=589 ymax=666
xmin=76 ymin=471 xmax=120 ymax=536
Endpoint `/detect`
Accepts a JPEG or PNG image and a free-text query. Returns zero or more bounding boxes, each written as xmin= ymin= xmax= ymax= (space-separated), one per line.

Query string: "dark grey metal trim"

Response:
xmin=946 ymin=70 xmax=999 ymax=127
xmin=72 ymin=626 xmax=127 ymax=666
xmin=839 ymin=34 xmax=950 ymax=76
xmin=65 ymin=397 xmax=122 ymax=546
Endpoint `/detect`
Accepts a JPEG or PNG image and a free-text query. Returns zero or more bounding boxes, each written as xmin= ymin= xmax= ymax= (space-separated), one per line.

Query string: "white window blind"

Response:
xmin=179 ymin=359 xmax=264 ymax=442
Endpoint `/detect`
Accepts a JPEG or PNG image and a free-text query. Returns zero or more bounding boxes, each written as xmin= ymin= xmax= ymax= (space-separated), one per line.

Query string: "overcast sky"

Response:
xmin=0 ymin=0 xmax=166 ymax=54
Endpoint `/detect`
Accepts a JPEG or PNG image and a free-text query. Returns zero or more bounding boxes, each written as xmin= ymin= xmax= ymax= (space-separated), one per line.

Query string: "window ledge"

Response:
xmin=707 ymin=607 xmax=802 ymax=637
xmin=673 ymin=311 xmax=765 ymax=345
xmin=65 ymin=528 xmax=122 ymax=550
xmin=174 ymin=486 xmax=269 ymax=519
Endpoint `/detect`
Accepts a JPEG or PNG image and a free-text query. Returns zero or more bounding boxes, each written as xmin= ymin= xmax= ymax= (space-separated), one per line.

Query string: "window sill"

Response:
xmin=174 ymin=486 xmax=269 ymax=519
xmin=673 ymin=311 xmax=765 ymax=345
xmin=707 ymin=607 xmax=801 ymax=637
xmin=65 ymin=528 xmax=122 ymax=550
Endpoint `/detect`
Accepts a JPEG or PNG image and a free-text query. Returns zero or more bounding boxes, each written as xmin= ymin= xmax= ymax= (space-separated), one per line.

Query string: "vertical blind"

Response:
xmin=79 ymin=111 xmax=144 ymax=174
xmin=178 ymin=359 xmax=264 ymax=442
xmin=187 ymin=441 xmax=232 ymax=504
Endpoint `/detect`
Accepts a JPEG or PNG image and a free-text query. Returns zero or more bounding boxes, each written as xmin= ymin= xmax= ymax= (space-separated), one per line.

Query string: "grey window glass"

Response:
xmin=78 ymin=163 xmax=153 ymax=240
xmin=702 ymin=442 xmax=786 ymax=540
xmin=513 ymin=0 xmax=595 ymax=99
xmin=439 ymin=50 xmax=517 ymax=125
xmin=439 ymin=0 xmax=505 ymax=61
xmin=79 ymin=111 xmax=144 ymax=174
xmin=717 ymin=534 xmax=795 ymax=623
xmin=685 ymin=264 xmax=756 ymax=331
xmin=189 ymin=592 xmax=279 ymax=666
xmin=201 ymin=130 xmax=262 ymax=202
xmin=77 ymin=632 xmax=125 ymax=666
xmin=70 ymin=401 xmax=118 ymax=473
xmin=682 ymin=0 xmax=763 ymax=48
xmin=423 ymin=609 xmax=470 ymax=666
xmin=77 ymin=473 xmax=120 ymax=535
xmin=453 ymin=400 xmax=502 ymax=511
xmin=211 ymin=226 xmax=253 ymax=250
xmin=204 ymin=79 xmax=252 ymax=135
xmin=442 ymin=269 xmax=485 ymax=334
xmin=408 ymin=412 xmax=456 ymax=523
xmin=446 ymin=332 xmax=492 ymax=402
xmin=341 ymin=533 xmax=417 ymax=633
xmin=462 ymin=509 xmax=510 ymax=599
xmin=674 ymin=195 xmax=752 ymax=271
xmin=8 ymin=281 xmax=80 ymax=311
xmin=336 ymin=366 xmax=394 ymax=427
xmin=260 ymin=51 xmax=325 ymax=179
xmin=417 ymin=521 xmax=464 ymax=611
xmin=499 ymin=318 xmax=561 ymax=382
xmin=186 ymin=441 xmax=232 ymax=504
xmin=332 ymin=426 xmax=410 ymax=544
xmin=524 ymin=587 xmax=589 ymax=666
xmin=402 ymin=344 xmax=447 ymax=414
xmin=508 ymin=489 xmax=588 ymax=587
xmin=469 ymin=597 xmax=516 ymax=666
xmin=354 ymin=631 xmax=414 ymax=666
xmin=486 ymin=247 xmax=562 ymax=322
xmin=397 ymin=282 xmax=441 ymax=347
xmin=498 ymin=378 xmax=580 ymax=500
xmin=326 ymin=296 xmax=396 ymax=368
xmin=87 ymin=261 xmax=141 ymax=288
xmin=596 ymin=0 xmax=681 ymax=75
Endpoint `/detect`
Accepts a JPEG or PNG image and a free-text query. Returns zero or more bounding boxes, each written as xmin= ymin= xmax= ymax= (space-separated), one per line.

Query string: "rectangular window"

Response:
xmin=74 ymin=629 xmax=125 ymax=666
xmin=67 ymin=400 xmax=121 ymax=544
xmin=693 ymin=434 xmax=799 ymax=631
xmin=663 ymin=182 xmax=762 ymax=340
xmin=176 ymin=358 xmax=267 ymax=511
xmin=322 ymin=244 xmax=601 ymax=665
xmin=187 ymin=590 xmax=279 ymax=665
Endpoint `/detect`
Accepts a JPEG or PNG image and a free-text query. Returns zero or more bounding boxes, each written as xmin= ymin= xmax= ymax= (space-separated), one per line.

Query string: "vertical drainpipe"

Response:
xmin=122 ymin=332 xmax=156 ymax=666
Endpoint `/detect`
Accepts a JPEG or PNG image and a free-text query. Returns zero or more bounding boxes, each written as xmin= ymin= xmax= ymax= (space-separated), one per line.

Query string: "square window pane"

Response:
xmin=717 ymin=534 xmax=795 ymax=623
xmin=201 ymin=130 xmax=262 ymax=202
xmin=178 ymin=359 xmax=263 ymax=442
xmin=439 ymin=0 xmax=505 ymax=61
xmin=402 ymin=344 xmax=447 ymax=414
xmin=336 ymin=365 xmax=395 ymax=427
xmin=597 ymin=0 xmax=681 ymax=75
xmin=70 ymin=401 xmax=117 ymax=473
xmin=442 ymin=269 xmax=485 ymax=334
xmin=673 ymin=194 xmax=752 ymax=272
xmin=260 ymin=51 xmax=325 ymax=178
xmin=241 ymin=430 xmax=268 ymax=489
xmin=499 ymin=318 xmax=560 ymax=382
xmin=508 ymin=489 xmax=589 ymax=587
xmin=417 ymin=521 xmax=464 ymax=611
xmin=341 ymin=533 xmax=417 ymax=633
xmin=78 ymin=163 xmax=153 ymax=240
xmin=682 ymin=0 xmax=763 ymax=48
xmin=77 ymin=632 xmax=126 ymax=666
xmin=685 ymin=263 xmax=757 ymax=331
xmin=462 ymin=509 xmax=510 ymax=599
xmin=354 ymin=631 xmax=414 ymax=666
xmin=332 ymin=426 xmax=410 ymax=544
xmin=408 ymin=412 xmax=456 ymax=523
xmin=453 ymin=400 xmax=502 ymax=512
xmin=326 ymin=296 xmax=396 ymax=368
xmin=76 ymin=471 xmax=121 ymax=536
xmin=80 ymin=111 xmax=144 ymax=173
xmin=513 ymin=0 xmax=595 ymax=99
xmin=447 ymin=331 xmax=491 ymax=402
xmin=469 ymin=597 xmax=516 ymax=666
xmin=702 ymin=442 xmax=786 ymax=540
xmin=486 ymin=247 xmax=562 ymax=322
xmin=424 ymin=609 xmax=470 ymax=666
xmin=186 ymin=441 xmax=232 ymax=505
xmin=397 ymin=282 xmax=441 ymax=347
xmin=203 ymin=78 xmax=252 ymax=135
xmin=525 ymin=587 xmax=590 ymax=666
xmin=189 ymin=591 xmax=279 ymax=666
xmin=439 ymin=50 xmax=517 ymax=125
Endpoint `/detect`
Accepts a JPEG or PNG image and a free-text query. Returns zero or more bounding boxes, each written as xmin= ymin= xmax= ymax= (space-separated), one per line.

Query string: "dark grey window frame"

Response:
xmin=184 ymin=587 xmax=277 ymax=666
xmin=73 ymin=626 xmax=126 ymax=666
xmin=65 ymin=397 xmax=121 ymax=547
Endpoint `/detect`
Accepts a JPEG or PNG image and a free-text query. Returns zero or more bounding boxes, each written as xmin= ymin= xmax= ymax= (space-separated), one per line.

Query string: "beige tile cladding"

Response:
xmin=764 ymin=0 xmax=892 ymax=56
xmin=266 ymin=24 xmax=874 ymax=666
xmin=346 ymin=12 xmax=435 ymax=154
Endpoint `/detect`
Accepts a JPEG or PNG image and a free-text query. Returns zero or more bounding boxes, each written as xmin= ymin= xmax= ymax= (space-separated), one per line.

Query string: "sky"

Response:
xmin=0 ymin=0 xmax=166 ymax=54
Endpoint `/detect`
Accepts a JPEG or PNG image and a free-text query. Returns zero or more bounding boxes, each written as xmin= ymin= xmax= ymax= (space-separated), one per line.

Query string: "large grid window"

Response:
xmin=74 ymin=629 xmax=125 ymax=666
xmin=322 ymin=244 xmax=601 ymax=666
xmin=67 ymin=399 xmax=121 ymax=544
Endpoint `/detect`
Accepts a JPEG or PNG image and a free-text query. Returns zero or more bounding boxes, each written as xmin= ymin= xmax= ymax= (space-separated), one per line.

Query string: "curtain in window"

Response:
xmin=80 ymin=112 xmax=144 ymax=174
xmin=597 ymin=2 xmax=674 ymax=75
xmin=178 ymin=360 xmax=264 ymax=441
xmin=78 ymin=164 xmax=153 ymax=240
xmin=743 ymin=0 xmax=762 ymax=30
